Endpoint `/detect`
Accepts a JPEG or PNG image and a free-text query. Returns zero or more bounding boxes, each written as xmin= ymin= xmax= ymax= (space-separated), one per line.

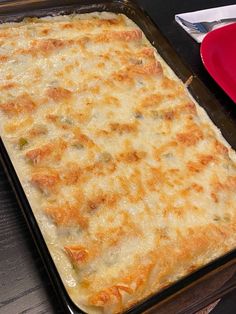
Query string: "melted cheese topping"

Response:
xmin=0 ymin=12 xmax=236 ymax=314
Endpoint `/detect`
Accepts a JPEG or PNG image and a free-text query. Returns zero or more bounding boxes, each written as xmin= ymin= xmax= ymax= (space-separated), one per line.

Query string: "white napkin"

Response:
xmin=175 ymin=5 xmax=236 ymax=43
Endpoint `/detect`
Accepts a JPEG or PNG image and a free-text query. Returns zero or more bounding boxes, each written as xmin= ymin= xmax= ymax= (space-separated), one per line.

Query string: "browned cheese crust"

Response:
xmin=0 ymin=12 xmax=235 ymax=314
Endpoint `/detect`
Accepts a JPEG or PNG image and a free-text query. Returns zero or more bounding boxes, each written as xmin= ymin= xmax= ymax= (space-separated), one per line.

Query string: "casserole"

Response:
xmin=0 ymin=1 xmax=236 ymax=313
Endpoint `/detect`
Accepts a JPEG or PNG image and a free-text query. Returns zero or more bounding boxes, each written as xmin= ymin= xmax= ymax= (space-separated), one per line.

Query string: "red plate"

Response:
xmin=200 ymin=22 xmax=236 ymax=103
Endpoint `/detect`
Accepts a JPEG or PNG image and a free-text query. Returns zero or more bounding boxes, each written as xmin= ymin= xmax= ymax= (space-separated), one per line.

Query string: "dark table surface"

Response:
xmin=0 ymin=1 xmax=236 ymax=314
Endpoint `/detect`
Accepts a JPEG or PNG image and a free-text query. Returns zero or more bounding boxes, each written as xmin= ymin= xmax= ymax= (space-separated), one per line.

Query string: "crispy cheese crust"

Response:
xmin=0 ymin=12 xmax=236 ymax=314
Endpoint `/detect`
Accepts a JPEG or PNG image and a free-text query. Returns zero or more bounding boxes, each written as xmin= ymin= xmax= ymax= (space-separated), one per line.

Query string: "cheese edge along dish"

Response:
xmin=0 ymin=12 xmax=236 ymax=314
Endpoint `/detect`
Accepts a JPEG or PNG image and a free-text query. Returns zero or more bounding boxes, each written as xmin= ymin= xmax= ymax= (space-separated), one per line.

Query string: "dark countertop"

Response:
xmin=0 ymin=1 xmax=236 ymax=314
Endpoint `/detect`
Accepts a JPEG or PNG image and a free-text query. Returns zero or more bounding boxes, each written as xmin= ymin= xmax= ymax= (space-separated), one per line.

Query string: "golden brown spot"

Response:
xmin=211 ymin=175 xmax=236 ymax=194
xmin=61 ymin=18 xmax=123 ymax=31
xmin=163 ymin=110 xmax=175 ymax=121
xmin=73 ymin=128 xmax=96 ymax=148
xmin=40 ymin=28 xmax=50 ymax=36
xmin=191 ymin=183 xmax=204 ymax=193
xmin=117 ymin=150 xmax=146 ymax=163
xmin=97 ymin=62 xmax=105 ymax=69
xmin=6 ymin=74 xmax=13 ymax=80
xmin=26 ymin=145 xmax=52 ymax=164
xmin=176 ymin=125 xmax=204 ymax=146
xmin=140 ymin=47 xmax=154 ymax=57
xmin=181 ymin=183 xmax=204 ymax=197
xmin=64 ymin=245 xmax=89 ymax=265
xmin=187 ymin=154 xmax=214 ymax=173
xmin=211 ymin=192 xmax=219 ymax=203
xmin=61 ymin=162 xmax=82 ymax=185
xmin=45 ymin=203 xmax=88 ymax=228
xmin=161 ymin=76 xmax=183 ymax=92
xmin=0 ymin=82 xmax=17 ymax=90
xmin=225 ymin=176 xmax=236 ymax=191
xmin=25 ymin=139 xmax=67 ymax=164
xmin=97 ymin=29 xmax=142 ymax=43
xmin=0 ymin=32 xmax=11 ymax=39
xmin=187 ymin=162 xmax=201 ymax=173
xmin=128 ymin=61 xmax=162 ymax=76
xmin=46 ymin=86 xmax=72 ymax=102
xmin=140 ymin=93 xmax=166 ymax=109
xmin=181 ymin=102 xmax=197 ymax=115
xmin=145 ymin=166 xmax=165 ymax=191
xmin=148 ymin=102 xmax=196 ymax=122
xmin=101 ymin=95 xmax=120 ymax=107
xmin=84 ymin=159 xmax=116 ymax=177
xmin=118 ymin=169 xmax=145 ymax=202
xmin=198 ymin=154 xmax=214 ymax=165
xmin=0 ymin=55 xmax=8 ymax=62
xmin=110 ymin=122 xmax=138 ymax=135
xmin=0 ymin=93 xmax=36 ymax=116
xmin=87 ymin=192 xmax=118 ymax=212
xmin=4 ymin=117 xmax=33 ymax=134
xmin=90 ymin=285 xmax=133 ymax=307
xmin=31 ymin=38 xmax=66 ymax=56
xmin=31 ymin=168 xmax=60 ymax=193
xmin=32 ymin=67 xmax=42 ymax=81
xmin=64 ymin=63 xmax=76 ymax=73
xmin=214 ymin=140 xmax=228 ymax=155
xmin=113 ymin=61 xmax=162 ymax=84
xmin=29 ymin=124 xmax=48 ymax=137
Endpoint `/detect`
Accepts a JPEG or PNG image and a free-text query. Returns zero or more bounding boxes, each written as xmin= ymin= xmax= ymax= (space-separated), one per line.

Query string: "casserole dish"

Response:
xmin=0 ymin=0 xmax=235 ymax=314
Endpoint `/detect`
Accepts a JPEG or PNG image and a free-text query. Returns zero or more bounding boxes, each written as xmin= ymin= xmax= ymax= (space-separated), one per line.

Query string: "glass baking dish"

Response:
xmin=0 ymin=0 xmax=235 ymax=313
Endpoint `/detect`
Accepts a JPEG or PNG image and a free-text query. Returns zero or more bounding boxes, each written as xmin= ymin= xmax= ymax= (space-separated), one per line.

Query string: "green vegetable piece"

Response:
xmin=60 ymin=116 xmax=73 ymax=125
xmin=134 ymin=111 xmax=143 ymax=119
xmin=213 ymin=215 xmax=221 ymax=222
xmin=18 ymin=137 xmax=28 ymax=149
xmin=99 ymin=152 xmax=112 ymax=163
xmin=73 ymin=143 xmax=84 ymax=150
xmin=150 ymin=110 xmax=161 ymax=119
xmin=163 ymin=152 xmax=173 ymax=158
xmin=224 ymin=214 xmax=231 ymax=222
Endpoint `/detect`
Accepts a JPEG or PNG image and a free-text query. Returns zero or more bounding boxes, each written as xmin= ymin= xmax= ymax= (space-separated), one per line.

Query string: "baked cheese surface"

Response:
xmin=0 ymin=12 xmax=236 ymax=313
